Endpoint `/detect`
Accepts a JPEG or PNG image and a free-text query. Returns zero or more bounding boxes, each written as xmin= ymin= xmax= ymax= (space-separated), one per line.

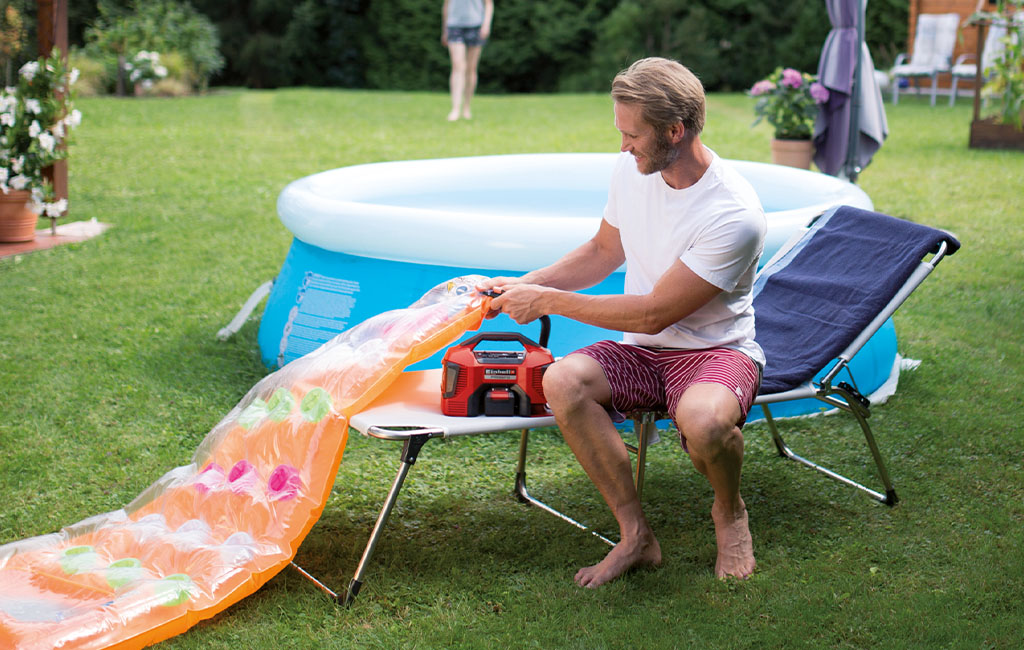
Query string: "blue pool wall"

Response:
xmin=257 ymin=238 xmax=898 ymax=423
xmin=259 ymin=154 xmax=893 ymax=421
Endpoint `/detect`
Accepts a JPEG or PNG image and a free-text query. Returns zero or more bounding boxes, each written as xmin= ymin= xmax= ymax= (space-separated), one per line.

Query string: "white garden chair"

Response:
xmin=890 ymin=13 xmax=961 ymax=105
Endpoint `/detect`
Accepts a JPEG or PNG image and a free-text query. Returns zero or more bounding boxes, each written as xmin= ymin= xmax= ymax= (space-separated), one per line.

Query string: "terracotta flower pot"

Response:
xmin=0 ymin=190 xmax=39 ymax=243
xmin=770 ymin=138 xmax=814 ymax=170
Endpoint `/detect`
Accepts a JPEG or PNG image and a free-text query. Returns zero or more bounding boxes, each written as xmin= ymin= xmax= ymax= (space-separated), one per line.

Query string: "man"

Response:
xmin=478 ymin=57 xmax=766 ymax=587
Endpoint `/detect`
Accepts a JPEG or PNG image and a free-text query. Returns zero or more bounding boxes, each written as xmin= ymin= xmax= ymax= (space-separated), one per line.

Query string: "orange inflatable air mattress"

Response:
xmin=0 ymin=277 xmax=489 ymax=649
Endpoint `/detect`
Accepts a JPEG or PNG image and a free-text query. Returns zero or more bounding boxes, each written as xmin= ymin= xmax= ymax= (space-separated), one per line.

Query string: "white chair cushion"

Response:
xmin=891 ymin=64 xmax=939 ymax=77
xmin=951 ymin=63 xmax=978 ymax=78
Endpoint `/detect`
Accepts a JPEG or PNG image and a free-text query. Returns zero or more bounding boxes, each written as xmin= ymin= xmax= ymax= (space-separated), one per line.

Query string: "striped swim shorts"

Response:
xmin=573 ymin=341 xmax=762 ymax=433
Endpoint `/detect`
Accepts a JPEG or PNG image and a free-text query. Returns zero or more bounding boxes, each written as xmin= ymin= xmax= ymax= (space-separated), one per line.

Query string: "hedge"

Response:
xmin=68 ymin=0 xmax=907 ymax=92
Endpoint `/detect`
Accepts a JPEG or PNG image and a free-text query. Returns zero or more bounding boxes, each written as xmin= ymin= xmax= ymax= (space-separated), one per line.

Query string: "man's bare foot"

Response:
xmin=574 ymin=532 xmax=661 ymax=588
xmin=447 ymin=109 xmax=460 ymax=121
xmin=461 ymin=108 xmax=472 ymax=119
xmin=712 ymin=500 xmax=755 ymax=579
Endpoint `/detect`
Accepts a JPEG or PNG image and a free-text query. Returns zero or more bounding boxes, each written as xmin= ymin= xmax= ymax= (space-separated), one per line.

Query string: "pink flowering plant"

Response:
xmin=0 ymin=49 xmax=81 ymax=220
xmin=750 ymin=67 xmax=829 ymax=140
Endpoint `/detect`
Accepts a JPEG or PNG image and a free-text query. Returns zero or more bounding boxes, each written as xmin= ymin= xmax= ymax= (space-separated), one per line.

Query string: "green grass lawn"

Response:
xmin=1 ymin=88 xmax=1022 ymax=649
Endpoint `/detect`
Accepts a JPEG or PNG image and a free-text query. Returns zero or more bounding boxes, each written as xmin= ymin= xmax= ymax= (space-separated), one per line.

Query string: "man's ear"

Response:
xmin=667 ymin=122 xmax=686 ymax=144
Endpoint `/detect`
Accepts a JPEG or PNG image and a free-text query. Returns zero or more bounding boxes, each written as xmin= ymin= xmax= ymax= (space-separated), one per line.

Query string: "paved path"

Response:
xmin=0 ymin=220 xmax=111 ymax=259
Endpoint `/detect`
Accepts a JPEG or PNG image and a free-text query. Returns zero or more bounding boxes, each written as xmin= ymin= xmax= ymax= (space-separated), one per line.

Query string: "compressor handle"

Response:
xmin=537 ymin=314 xmax=550 ymax=348
xmin=460 ymin=315 xmax=551 ymax=349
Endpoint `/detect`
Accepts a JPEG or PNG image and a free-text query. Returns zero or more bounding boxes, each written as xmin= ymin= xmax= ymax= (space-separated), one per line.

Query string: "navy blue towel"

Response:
xmin=753 ymin=206 xmax=960 ymax=395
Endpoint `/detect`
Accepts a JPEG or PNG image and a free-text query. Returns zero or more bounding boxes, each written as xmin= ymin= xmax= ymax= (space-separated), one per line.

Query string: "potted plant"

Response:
xmin=0 ymin=48 xmax=80 ymax=242
xmin=749 ymin=66 xmax=829 ymax=169
xmin=968 ymin=0 xmax=1024 ymax=150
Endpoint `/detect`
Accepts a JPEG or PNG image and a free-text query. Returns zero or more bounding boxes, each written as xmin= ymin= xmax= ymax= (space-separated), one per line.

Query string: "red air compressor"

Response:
xmin=441 ymin=315 xmax=553 ymax=417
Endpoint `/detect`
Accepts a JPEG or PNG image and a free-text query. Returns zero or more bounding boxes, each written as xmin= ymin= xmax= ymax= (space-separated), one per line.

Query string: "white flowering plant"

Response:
xmin=125 ymin=50 xmax=169 ymax=92
xmin=0 ymin=49 xmax=81 ymax=219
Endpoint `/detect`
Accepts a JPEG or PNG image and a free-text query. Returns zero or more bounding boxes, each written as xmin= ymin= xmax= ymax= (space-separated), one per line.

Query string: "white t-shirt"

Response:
xmin=602 ymin=149 xmax=766 ymax=367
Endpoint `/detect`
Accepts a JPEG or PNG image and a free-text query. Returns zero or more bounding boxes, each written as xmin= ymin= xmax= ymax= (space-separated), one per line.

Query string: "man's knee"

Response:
xmin=542 ymin=354 xmax=609 ymax=411
xmin=675 ymin=385 xmax=743 ymax=454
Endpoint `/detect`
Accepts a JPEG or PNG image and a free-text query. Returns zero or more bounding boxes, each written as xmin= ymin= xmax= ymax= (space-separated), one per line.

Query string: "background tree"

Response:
xmin=84 ymin=0 xmax=222 ymax=94
xmin=85 ymin=1 xmax=138 ymax=95
xmin=49 ymin=0 xmax=911 ymax=94
xmin=189 ymin=0 xmax=366 ymax=88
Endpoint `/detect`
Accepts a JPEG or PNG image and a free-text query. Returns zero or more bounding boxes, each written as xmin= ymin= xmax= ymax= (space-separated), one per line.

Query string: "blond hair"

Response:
xmin=611 ymin=57 xmax=705 ymax=135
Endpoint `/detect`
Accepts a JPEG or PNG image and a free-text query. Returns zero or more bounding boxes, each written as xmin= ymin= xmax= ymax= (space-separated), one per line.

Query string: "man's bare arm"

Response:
xmin=491 ymin=257 xmax=721 ymax=334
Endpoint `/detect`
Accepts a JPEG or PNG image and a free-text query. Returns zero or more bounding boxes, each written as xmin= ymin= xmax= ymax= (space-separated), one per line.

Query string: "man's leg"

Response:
xmin=447 ymin=42 xmax=467 ymax=121
xmin=674 ymin=383 xmax=755 ymax=579
xmin=542 ymin=354 xmax=662 ymax=588
xmin=461 ymin=45 xmax=482 ymax=119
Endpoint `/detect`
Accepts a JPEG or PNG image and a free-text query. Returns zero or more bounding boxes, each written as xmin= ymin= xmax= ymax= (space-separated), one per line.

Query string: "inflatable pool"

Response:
xmin=259 ymin=153 xmax=891 ymax=417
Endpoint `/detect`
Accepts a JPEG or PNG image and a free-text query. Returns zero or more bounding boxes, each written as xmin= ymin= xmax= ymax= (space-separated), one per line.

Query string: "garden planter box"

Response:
xmin=969 ymin=117 xmax=1024 ymax=151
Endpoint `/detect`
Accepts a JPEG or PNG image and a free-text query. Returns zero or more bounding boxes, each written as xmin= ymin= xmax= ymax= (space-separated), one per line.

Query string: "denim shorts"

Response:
xmin=447 ymin=25 xmax=486 ymax=47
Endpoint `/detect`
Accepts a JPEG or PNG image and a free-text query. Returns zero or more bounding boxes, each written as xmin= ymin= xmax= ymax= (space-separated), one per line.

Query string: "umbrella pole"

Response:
xmin=844 ymin=0 xmax=866 ymax=182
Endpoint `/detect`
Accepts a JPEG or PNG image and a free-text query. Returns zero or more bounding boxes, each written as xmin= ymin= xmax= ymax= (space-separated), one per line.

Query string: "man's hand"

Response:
xmin=477 ymin=276 xmax=528 ymax=318
xmin=476 ymin=276 xmax=525 ymax=294
xmin=489 ymin=284 xmax=551 ymax=324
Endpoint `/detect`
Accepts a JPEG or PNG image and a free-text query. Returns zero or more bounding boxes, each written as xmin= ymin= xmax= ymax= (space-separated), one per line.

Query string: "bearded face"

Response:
xmin=634 ymin=127 xmax=680 ymax=175
xmin=614 ymin=102 xmax=682 ymax=176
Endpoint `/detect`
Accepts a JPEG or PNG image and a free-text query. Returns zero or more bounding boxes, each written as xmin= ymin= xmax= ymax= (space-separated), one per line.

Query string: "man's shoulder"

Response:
xmin=705 ymin=158 xmax=764 ymax=217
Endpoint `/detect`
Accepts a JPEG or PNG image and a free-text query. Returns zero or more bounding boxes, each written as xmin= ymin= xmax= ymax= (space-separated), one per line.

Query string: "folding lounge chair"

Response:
xmin=890 ymin=13 xmax=961 ymax=105
xmin=750 ymin=205 xmax=958 ymax=505
xmin=306 ymin=205 xmax=958 ymax=604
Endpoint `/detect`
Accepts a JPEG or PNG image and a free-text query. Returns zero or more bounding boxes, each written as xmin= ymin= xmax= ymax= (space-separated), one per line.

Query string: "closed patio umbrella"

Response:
xmin=813 ymin=0 xmax=888 ymax=181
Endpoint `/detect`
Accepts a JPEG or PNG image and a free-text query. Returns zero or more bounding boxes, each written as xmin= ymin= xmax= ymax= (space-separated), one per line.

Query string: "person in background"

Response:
xmin=442 ymin=0 xmax=493 ymax=121
xmin=479 ymin=57 xmax=766 ymax=587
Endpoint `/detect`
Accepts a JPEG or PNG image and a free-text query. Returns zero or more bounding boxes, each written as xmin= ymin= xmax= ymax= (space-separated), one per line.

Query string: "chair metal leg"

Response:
xmin=512 ymin=412 xmax=658 ymax=547
xmin=760 ymin=397 xmax=898 ymax=506
xmin=513 ymin=428 xmax=616 ymax=546
xmin=831 ymin=385 xmax=898 ymax=506
xmin=930 ymin=74 xmax=939 ymax=106
xmin=632 ymin=411 xmax=657 ymax=503
xmin=288 ymin=432 xmax=426 ymax=607
xmin=341 ymin=433 xmax=432 ymax=605
xmin=288 ymin=433 xmax=434 ymax=606
xmin=290 ymin=560 xmax=340 ymax=600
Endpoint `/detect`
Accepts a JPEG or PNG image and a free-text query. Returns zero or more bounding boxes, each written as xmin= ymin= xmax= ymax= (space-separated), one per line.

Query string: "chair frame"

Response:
xmin=291 ymin=227 xmax=955 ymax=605
xmin=755 ymin=237 xmax=953 ymax=506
